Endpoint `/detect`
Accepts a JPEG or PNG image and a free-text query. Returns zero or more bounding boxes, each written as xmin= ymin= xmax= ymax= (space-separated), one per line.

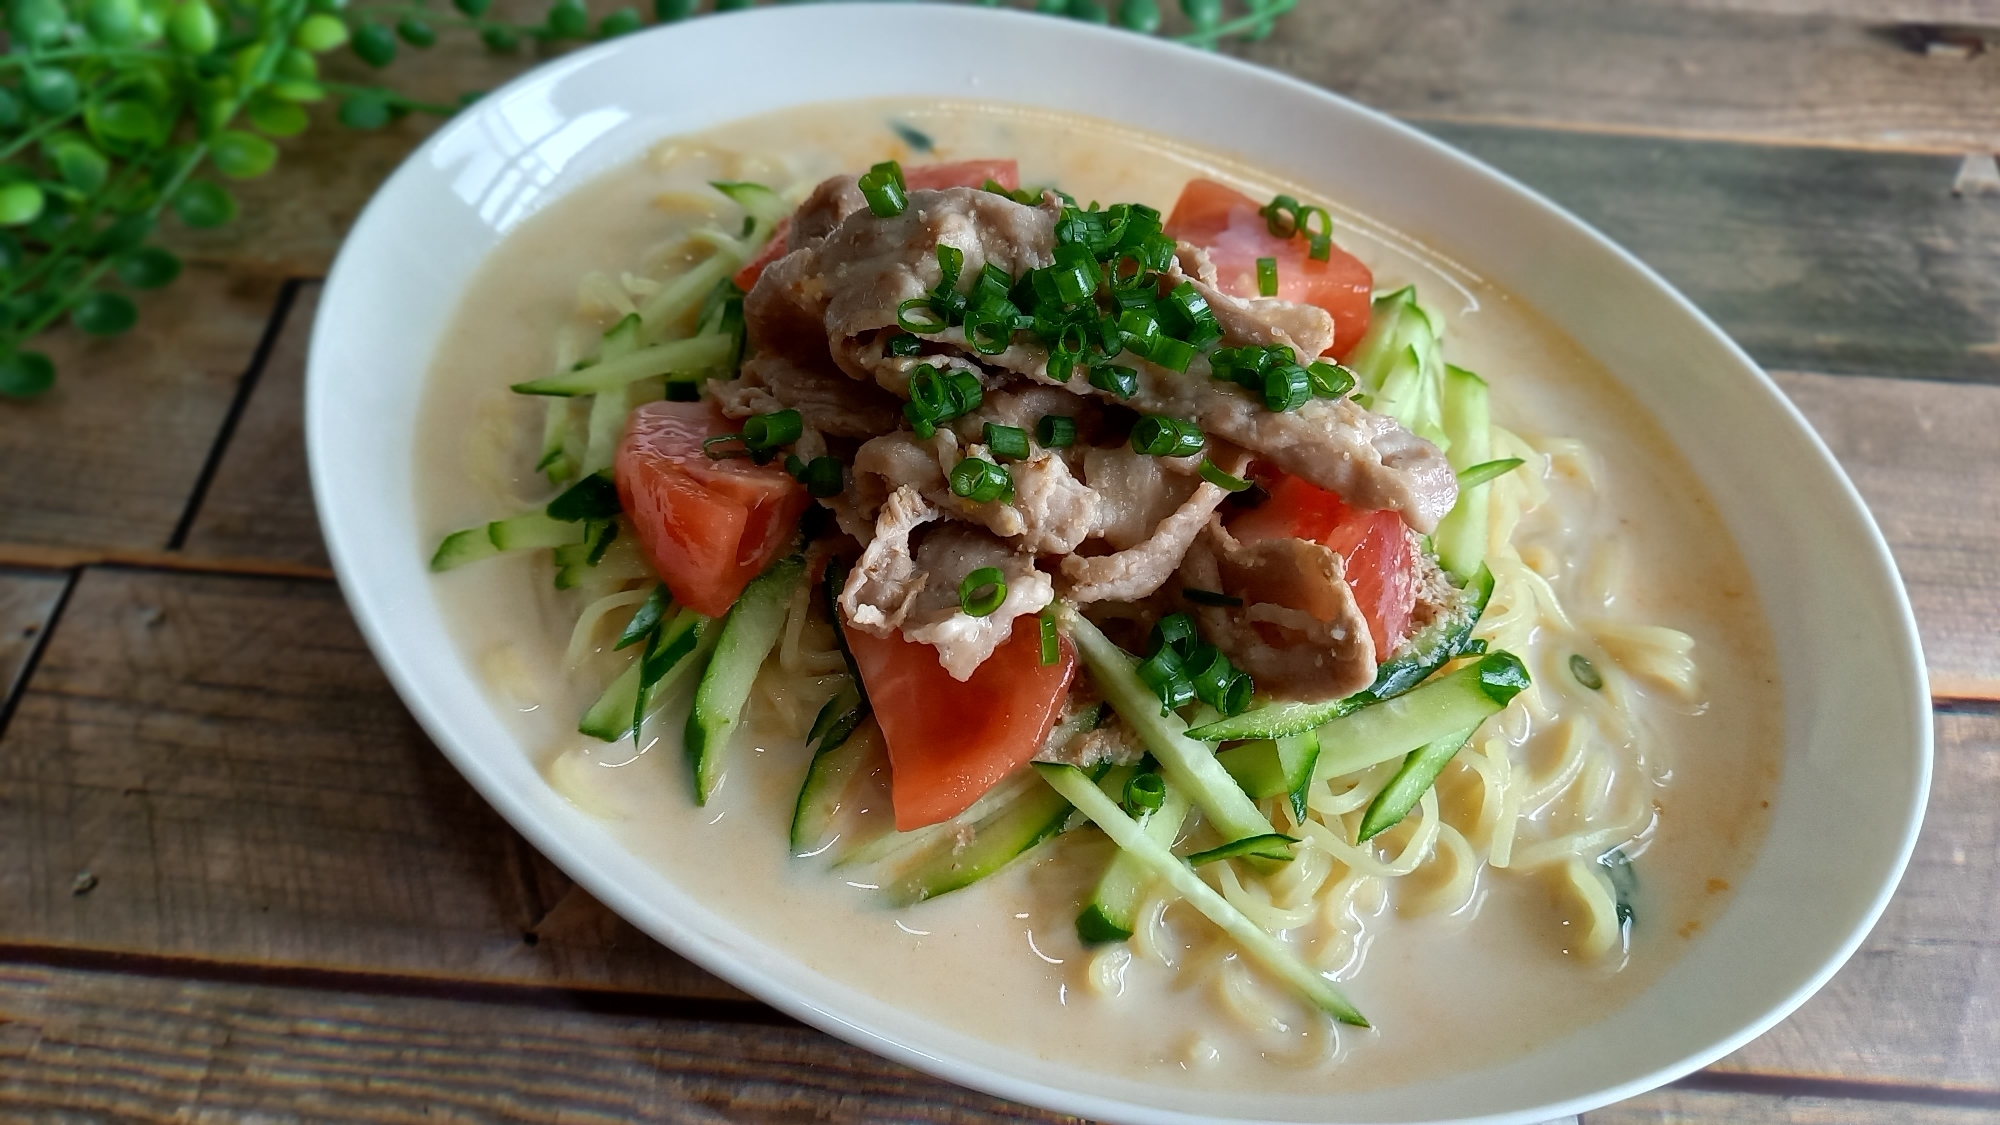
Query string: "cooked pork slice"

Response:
xmin=1171 ymin=243 xmax=1336 ymax=361
xmin=948 ymin=384 xmax=1100 ymax=442
xmin=850 ymin=429 xmax=1098 ymax=553
xmin=709 ymin=354 xmax=905 ymax=438
xmin=1080 ymin=445 xmax=1201 ymax=549
xmin=1061 ymin=451 xmax=1248 ymax=604
xmin=896 ymin=523 xmax=1055 ymax=681
xmin=1179 ymin=520 xmax=1377 ymax=701
xmin=1036 ymin=712 xmax=1143 ymax=768
xmin=839 ymin=485 xmax=938 ymax=636
xmin=787 ymin=174 xmax=866 ymax=249
xmin=1005 ymin=448 xmax=1100 ymax=554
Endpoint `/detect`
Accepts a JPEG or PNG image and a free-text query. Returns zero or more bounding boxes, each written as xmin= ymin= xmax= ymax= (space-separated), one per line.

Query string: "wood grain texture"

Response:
xmin=1585 ymin=1085 xmax=1999 ymax=1123
xmin=1233 ymin=0 xmax=2000 ymax=154
xmin=0 ymin=962 xmax=1070 ymax=1124
xmin=1426 ymin=122 xmax=2000 ymax=383
xmin=180 ymin=282 xmax=327 ymax=569
xmin=0 ymin=572 xmax=67 ymax=708
xmin=0 ymin=268 xmax=284 ymax=552
xmin=0 ymin=567 xmax=736 ymax=1001
xmin=1773 ymin=371 xmax=2000 ymax=697
xmin=1713 ymin=710 xmax=2000 ymax=1088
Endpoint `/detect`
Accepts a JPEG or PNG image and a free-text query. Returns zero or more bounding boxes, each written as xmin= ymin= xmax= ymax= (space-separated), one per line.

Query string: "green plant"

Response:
xmin=0 ymin=0 xmax=1295 ymax=399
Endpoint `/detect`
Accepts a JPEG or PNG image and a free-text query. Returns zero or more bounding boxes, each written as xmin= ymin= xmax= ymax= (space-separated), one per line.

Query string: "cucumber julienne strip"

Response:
xmin=790 ymin=714 xmax=882 ymax=857
xmin=1312 ymin=651 xmax=1530 ymax=784
xmin=1357 ymin=725 xmax=1476 ymax=843
xmin=685 ymin=555 xmax=806 ymax=804
xmin=1433 ymin=364 xmax=1493 ymax=581
xmin=886 ymin=763 xmax=1107 ymax=906
xmin=1036 ymin=763 xmax=1369 ymax=1027
xmin=1062 ymin=608 xmax=1274 ymax=845
xmin=1077 ymin=777 xmax=1192 ymax=944
xmin=1186 ymin=833 xmax=1298 ymax=866
xmin=576 ymin=617 xmax=719 ymax=744
xmin=511 ymin=333 xmax=733 ymax=397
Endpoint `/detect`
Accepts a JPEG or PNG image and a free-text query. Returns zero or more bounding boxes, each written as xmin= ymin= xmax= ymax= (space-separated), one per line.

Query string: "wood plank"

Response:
xmin=0 ymin=567 xmax=735 ymax=1001
xmin=1773 ymin=371 xmax=2000 ymax=696
xmin=180 ymin=282 xmax=327 ymax=569
xmin=1711 ymin=709 xmax=2000 ymax=1088
xmin=0 ymin=572 xmax=68 ymax=708
xmin=1235 ymin=1 xmax=2000 ymax=155
xmin=0 ymin=962 xmax=1069 ymax=1124
xmin=0 ymin=267 xmax=284 ymax=552
xmin=1424 ymin=122 xmax=2000 ymax=383
xmin=1586 ymin=1084 xmax=1998 ymax=1124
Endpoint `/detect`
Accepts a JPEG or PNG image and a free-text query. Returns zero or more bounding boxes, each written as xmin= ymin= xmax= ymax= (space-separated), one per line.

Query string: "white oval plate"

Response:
xmin=306 ymin=7 xmax=1931 ymax=1123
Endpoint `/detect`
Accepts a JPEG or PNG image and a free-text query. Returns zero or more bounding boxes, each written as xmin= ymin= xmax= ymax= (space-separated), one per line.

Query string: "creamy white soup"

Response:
xmin=417 ymin=98 xmax=1781 ymax=1094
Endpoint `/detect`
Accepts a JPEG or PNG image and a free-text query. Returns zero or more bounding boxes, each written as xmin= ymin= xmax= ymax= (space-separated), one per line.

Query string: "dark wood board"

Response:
xmin=0 ymin=572 xmax=68 ymax=710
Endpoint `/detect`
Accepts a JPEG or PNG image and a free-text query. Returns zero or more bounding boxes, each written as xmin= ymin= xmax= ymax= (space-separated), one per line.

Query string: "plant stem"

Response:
xmin=1174 ymin=0 xmax=1296 ymax=46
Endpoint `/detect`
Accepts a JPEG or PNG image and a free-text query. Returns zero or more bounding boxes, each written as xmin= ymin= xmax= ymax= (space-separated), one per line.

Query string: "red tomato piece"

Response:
xmin=842 ymin=622 xmax=1076 ymax=831
xmin=614 ymin=400 xmax=809 ymax=618
xmin=903 ymin=158 xmax=1018 ymax=192
xmin=1229 ymin=472 xmax=1416 ymax=657
xmin=1164 ymin=178 xmax=1375 ymax=358
xmin=732 ymin=216 xmax=792 ymax=292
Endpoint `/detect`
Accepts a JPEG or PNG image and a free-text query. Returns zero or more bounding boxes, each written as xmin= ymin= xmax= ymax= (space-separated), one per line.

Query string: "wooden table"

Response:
xmin=2 ymin=2 xmax=1996 ymax=1120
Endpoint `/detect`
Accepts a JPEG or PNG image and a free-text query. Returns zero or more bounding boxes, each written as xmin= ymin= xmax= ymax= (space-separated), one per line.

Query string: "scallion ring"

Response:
xmin=934 ymin=243 xmax=964 ymax=294
xmin=1088 ymin=363 xmax=1138 ymax=399
xmin=1221 ymin=671 xmax=1254 ymax=717
xmin=858 ymin=160 xmax=908 ymax=217
xmin=1135 ymin=645 xmax=1194 ymax=715
xmin=945 ymin=369 xmax=984 ymax=416
xmin=1256 ymin=256 xmax=1278 ymax=297
xmin=909 ymin=365 xmax=950 ymax=418
xmin=1130 ymin=414 xmax=1205 ymax=457
xmin=1038 ymin=610 xmax=1060 ymax=666
xmin=1198 ymin=458 xmax=1252 ymax=492
xmin=1123 ymin=771 xmax=1165 ymax=815
xmin=1150 ymin=611 xmax=1197 ymax=658
xmin=959 ymin=566 xmax=1008 ymax=617
xmin=1035 ymin=414 xmax=1076 ymax=448
xmin=1307 ymin=360 xmax=1356 ymax=399
xmin=798 ymin=456 xmax=843 ymax=498
xmin=1147 ymin=336 xmax=1194 ymax=373
xmin=1262 ymin=364 xmax=1311 ymax=413
xmin=887 ymin=333 xmax=923 ymax=357
xmin=964 ymin=312 xmax=1012 ymax=355
xmin=741 ymin=408 xmax=802 ymax=452
xmin=897 ymin=297 xmax=947 ymax=334
xmin=949 ymin=456 xmax=1011 ymax=503
xmin=1260 ymin=193 xmax=1302 ymax=238
xmin=983 ymin=422 xmax=1030 ymax=461
xmin=1570 ymin=653 xmax=1604 ymax=691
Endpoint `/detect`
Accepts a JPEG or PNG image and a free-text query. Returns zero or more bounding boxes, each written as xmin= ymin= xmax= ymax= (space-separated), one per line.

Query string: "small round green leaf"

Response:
xmin=1179 ymin=0 xmax=1219 ymax=27
xmin=1116 ymin=0 xmax=1159 ymax=31
xmin=453 ymin=0 xmax=490 ymax=15
xmin=0 ymin=89 xmax=21 ymax=132
xmin=54 ymin=142 xmax=109 ymax=193
xmin=596 ymin=6 xmax=640 ymax=37
xmin=210 ymin=130 xmax=278 ymax=179
xmin=117 ymin=246 xmax=182 ymax=289
xmin=0 ymin=231 xmax=23 ymax=276
xmin=168 ymin=0 xmax=220 ymax=53
xmin=0 ymin=351 xmax=56 ymax=398
xmin=479 ymin=25 xmax=518 ymax=51
xmin=92 ymin=99 xmax=160 ymax=142
xmin=24 ymin=68 xmax=80 ymax=115
xmin=350 ymin=20 xmax=396 ymax=66
xmin=294 ymin=12 xmax=348 ymax=51
xmin=654 ymin=0 xmax=694 ymax=19
xmin=0 ymin=183 xmax=46 ymax=227
xmin=248 ymin=95 xmax=309 ymax=137
xmin=171 ymin=179 xmax=237 ymax=228
xmin=72 ymin=292 xmax=138 ymax=337
xmin=95 ymin=212 xmax=154 ymax=253
xmin=10 ymin=0 xmax=68 ymax=48
xmin=336 ymin=92 xmax=391 ymax=130
xmin=396 ymin=16 xmax=435 ymax=46
xmin=270 ymin=79 xmax=325 ymax=103
xmin=278 ymin=46 xmax=319 ymax=80
xmin=87 ymin=0 xmax=143 ymax=44
xmin=545 ymin=0 xmax=588 ymax=39
xmin=1066 ymin=0 xmax=1108 ymax=22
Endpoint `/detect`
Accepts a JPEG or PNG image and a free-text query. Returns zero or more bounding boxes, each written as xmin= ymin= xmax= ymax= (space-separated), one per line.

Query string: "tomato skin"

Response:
xmin=614 ymin=401 xmax=808 ymax=618
xmin=732 ymin=161 xmax=1022 ymax=292
xmin=1164 ymin=178 xmax=1374 ymax=357
xmin=1228 ymin=472 xmax=1415 ymax=656
xmin=903 ymin=159 xmax=1018 ymax=192
xmin=843 ymin=621 xmax=1076 ymax=831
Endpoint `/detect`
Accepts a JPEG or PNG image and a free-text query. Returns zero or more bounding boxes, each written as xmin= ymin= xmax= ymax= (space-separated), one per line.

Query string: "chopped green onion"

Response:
xmin=859 ymin=160 xmax=907 ymax=217
xmin=1036 ymin=414 xmax=1077 ymax=448
xmin=1146 ymin=336 xmax=1195 ymax=373
xmin=1221 ymin=670 xmax=1253 ymax=716
xmin=959 ymin=566 xmax=1008 ymax=617
xmin=984 ymin=422 xmax=1031 ymax=461
xmin=1151 ymin=612 xmax=1197 ymax=657
xmin=1123 ymin=771 xmax=1165 ymax=814
xmin=1262 ymin=363 xmax=1311 ymax=412
xmin=791 ymin=455 xmax=843 ymax=498
xmin=1570 ymin=654 xmax=1604 ymax=691
xmin=1185 ymin=644 xmax=1237 ymax=710
xmin=934 ymin=244 xmax=964 ymax=295
xmin=903 ymin=402 xmax=936 ymax=439
xmin=1261 ymin=193 xmax=1300 ymax=237
xmin=1089 ymin=363 xmax=1138 ymax=399
xmin=1198 ymin=458 xmax=1252 ymax=492
xmin=1256 ymin=256 xmax=1278 ymax=297
xmin=1458 ymin=457 xmax=1526 ymax=488
xmin=1185 ymin=833 xmax=1297 ymax=866
xmin=742 ymin=408 xmax=802 ymax=452
xmin=1130 ymin=415 xmax=1205 ymax=457
xmin=964 ymin=312 xmax=1013 ymax=355
xmin=1182 ymin=588 xmax=1243 ymax=608
xmin=1118 ymin=306 xmax=1162 ymax=351
xmin=909 ymin=365 xmax=950 ymax=418
xmin=946 ymin=369 xmax=984 ymax=416
xmin=1162 ymin=281 xmax=1221 ymax=346
xmin=949 ymin=456 xmax=1012 ymax=503
xmin=546 ymin=470 xmax=621 ymax=522
xmin=1136 ymin=645 xmax=1194 ymax=714
xmin=887 ymin=333 xmax=923 ymax=357
xmin=1039 ymin=609 xmax=1060 ymax=666
xmin=897 ymin=297 xmax=947 ymax=334
xmin=1307 ymin=360 xmax=1355 ymax=399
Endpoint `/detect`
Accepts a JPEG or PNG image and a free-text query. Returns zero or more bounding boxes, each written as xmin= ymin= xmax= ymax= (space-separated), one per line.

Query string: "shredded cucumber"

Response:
xmin=577 ymin=606 xmax=713 ymax=742
xmin=1312 ymin=651 xmax=1529 ymax=783
xmin=886 ymin=762 xmax=1108 ymax=906
xmin=1076 ymin=776 xmax=1192 ymax=944
xmin=1433 ymin=364 xmax=1492 ymax=580
xmin=1356 ymin=725 xmax=1476 ymax=842
xmin=1062 ymin=609 xmax=1273 ymax=845
xmin=684 ymin=555 xmax=805 ymax=803
xmin=1346 ymin=286 xmax=1447 ymax=448
xmin=1037 ymin=763 xmax=1369 ymax=1027
xmin=511 ymin=334 xmax=733 ymax=397
xmin=790 ymin=710 xmax=882 ymax=856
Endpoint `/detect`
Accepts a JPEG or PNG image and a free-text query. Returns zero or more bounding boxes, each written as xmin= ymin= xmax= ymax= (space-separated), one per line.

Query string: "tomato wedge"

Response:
xmin=1228 ymin=472 xmax=1415 ymax=657
xmin=842 ymin=622 xmax=1075 ymax=830
xmin=614 ymin=400 xmax=808 ymax=618
xmin=1164 ymin=178 xmax=1374 ymax=358
xmin=732 ymin=217 xmax=792 ymax=292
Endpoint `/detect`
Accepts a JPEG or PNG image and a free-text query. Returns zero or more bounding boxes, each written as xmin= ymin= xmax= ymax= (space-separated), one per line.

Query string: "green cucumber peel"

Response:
xmin=1077 ymin=775 xmax=1192 ymax=945
xmin=1036 ymin=763 xmax=1369 ymax=1027
xmin=615 ymin=585 xmax=672 ymax=651
xmin=685 ymin=555 xmax=806 ymax=804
xmin=1355 ymin=725 xmax=1476 ymax=842
xmin=886 ymin=761 xmax=1109 ymax=906
xmin=1185 ymin=832 xmax=1298 ymax=866
xmin=511 ymin=333 xmax=733 ymax=397
xmin=1312 ymin=651 xmax=1529 ymax=783
xmin=790 ymin=715 xmax=882 ymax=857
